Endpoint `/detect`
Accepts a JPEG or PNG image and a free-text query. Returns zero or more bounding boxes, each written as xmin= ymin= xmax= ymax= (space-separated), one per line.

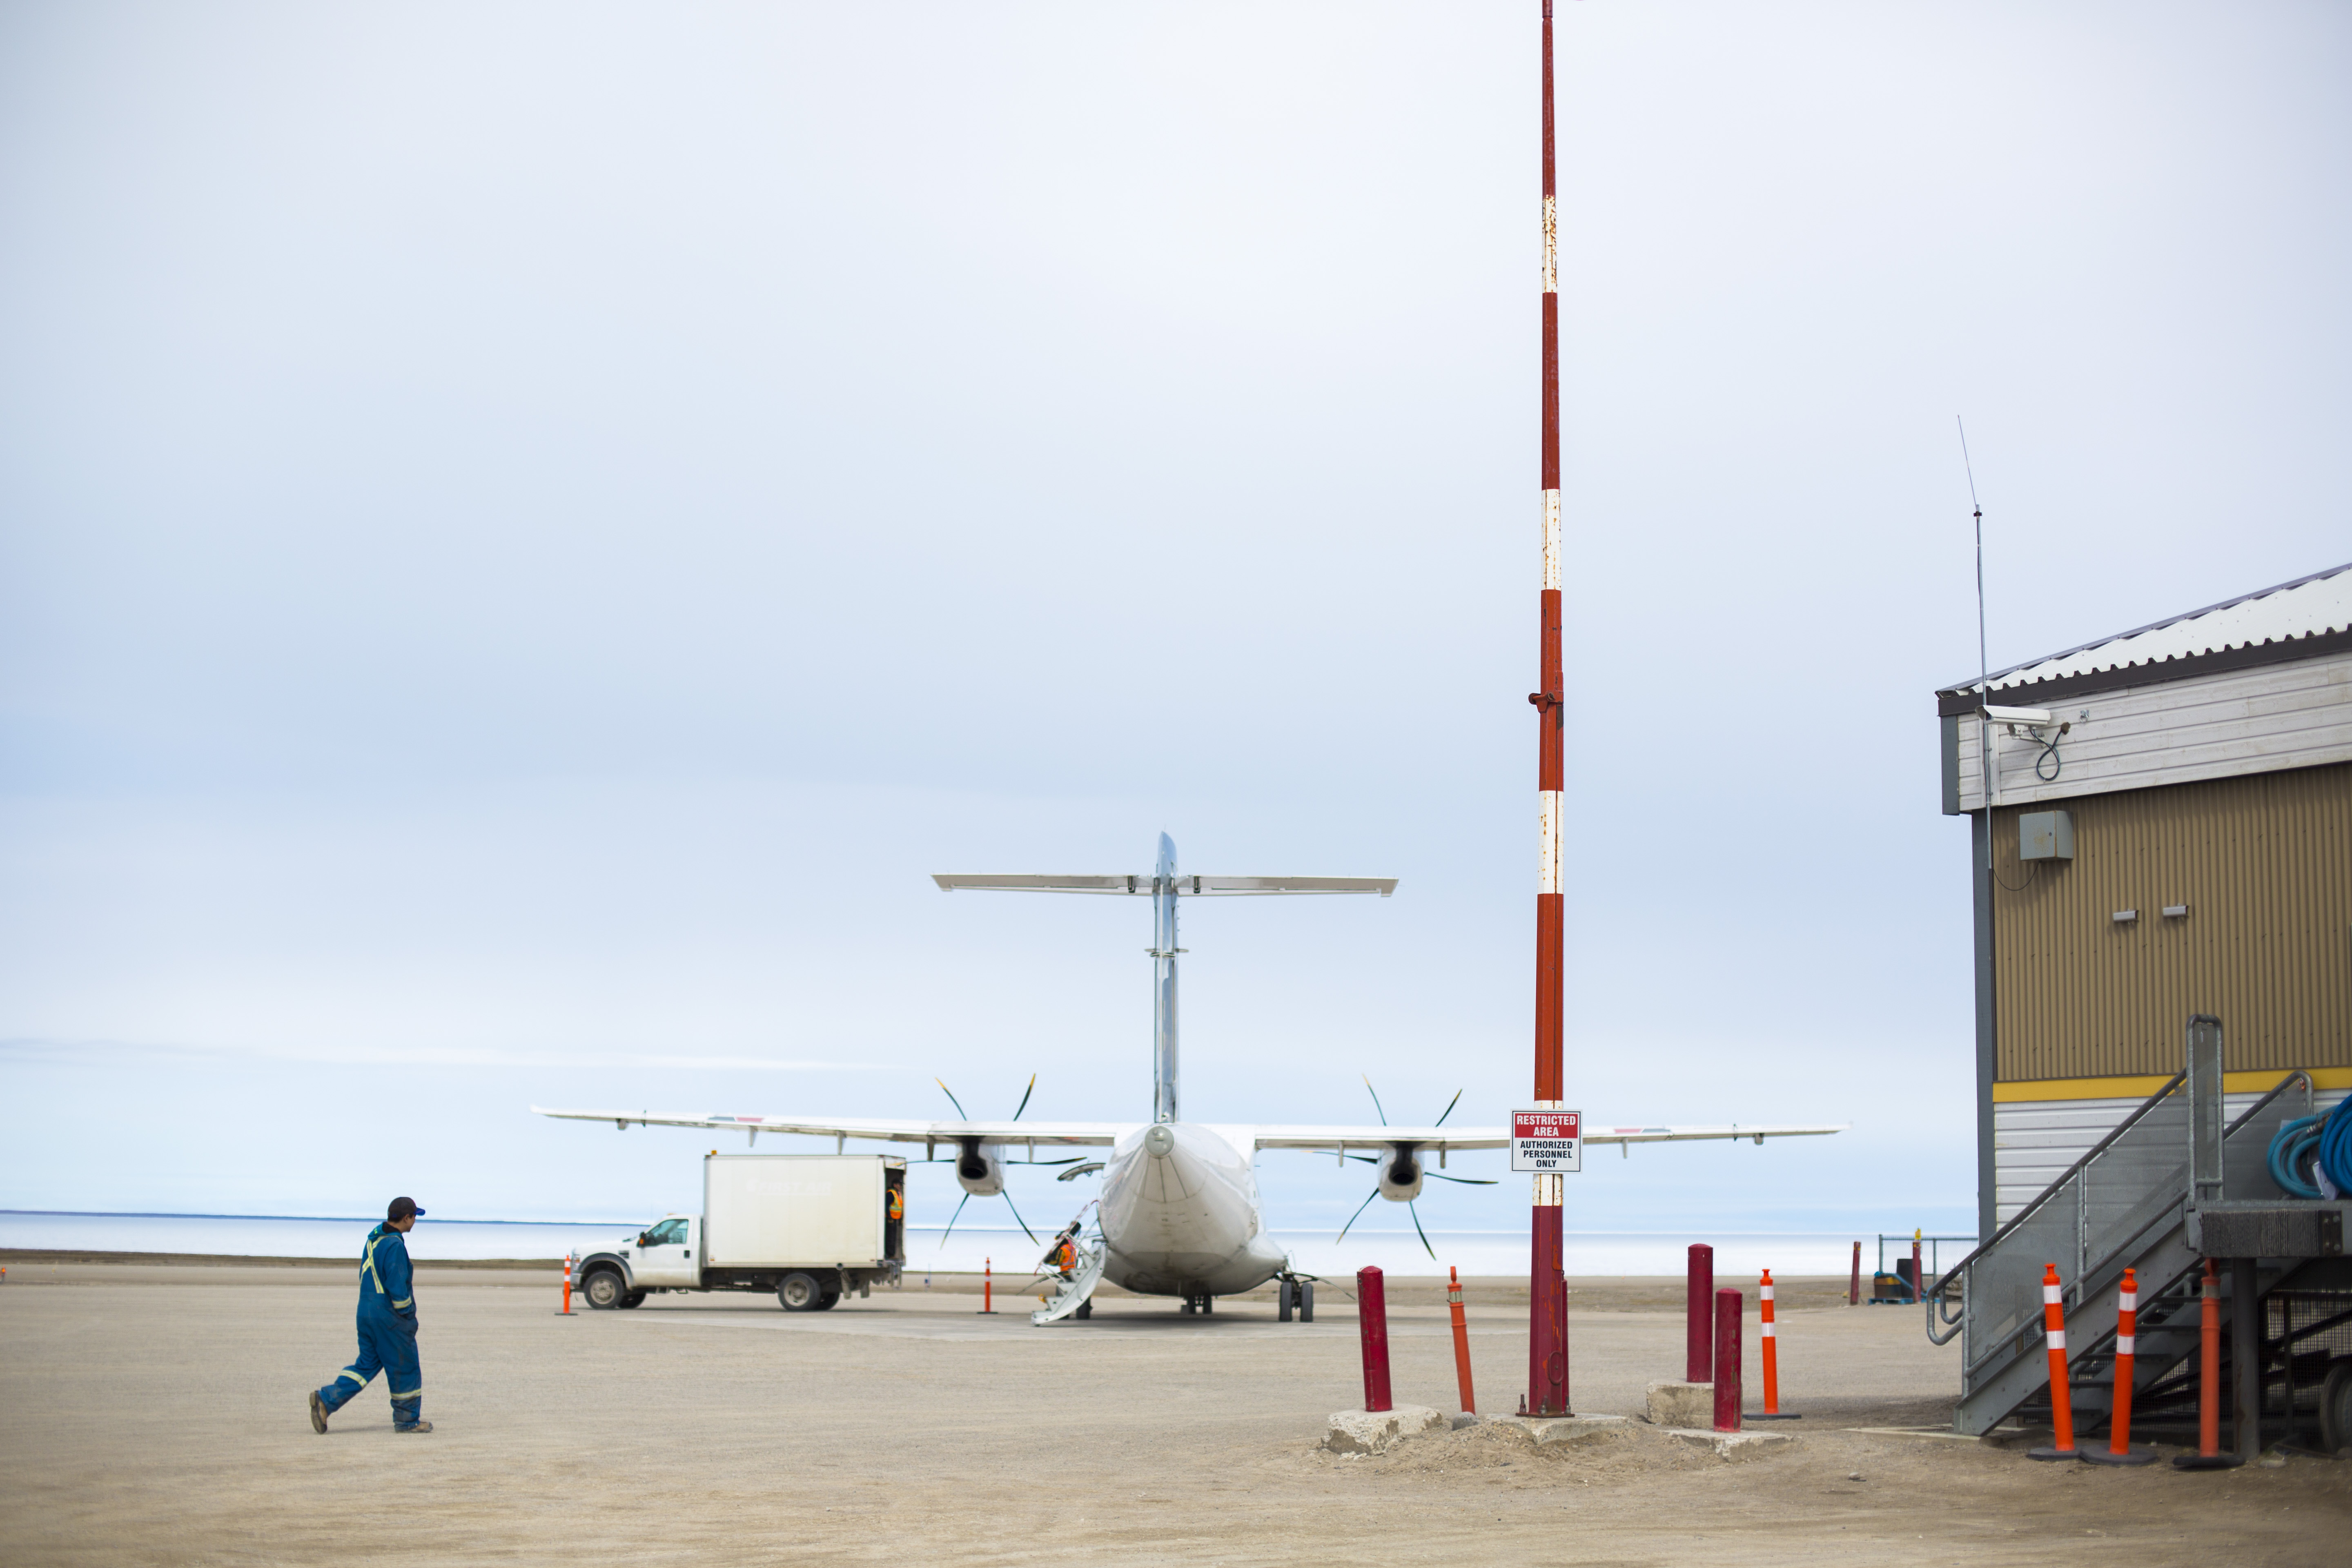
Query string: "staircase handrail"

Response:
xmin=1926 ymin=1067 xmax=2318 ymax=1348
xmin=1925 ymin=1070 xmax=2185 ymax=1309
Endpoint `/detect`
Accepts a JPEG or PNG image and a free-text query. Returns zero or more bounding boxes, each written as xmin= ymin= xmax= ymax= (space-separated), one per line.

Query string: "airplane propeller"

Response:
xmin=1335 ymin=1078 xmax=1499 ymax=1260
xmin=931 ymin=1074 xmax=1074 ymax=1247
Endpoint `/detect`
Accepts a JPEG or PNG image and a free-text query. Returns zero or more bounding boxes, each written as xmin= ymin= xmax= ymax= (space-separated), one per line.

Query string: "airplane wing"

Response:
xmin=933 ymin=873 xmax=1396 ymax=897
xmin=1245 ymin=1121 xmax=1849 ymax=1153
xmin=530 ymin=1106 xmax=1131 ymax=1150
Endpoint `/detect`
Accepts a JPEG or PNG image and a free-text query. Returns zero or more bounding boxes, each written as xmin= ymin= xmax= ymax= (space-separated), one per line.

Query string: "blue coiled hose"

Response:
xmin=2268 ymin=1094 xmax=2352 ymax=1199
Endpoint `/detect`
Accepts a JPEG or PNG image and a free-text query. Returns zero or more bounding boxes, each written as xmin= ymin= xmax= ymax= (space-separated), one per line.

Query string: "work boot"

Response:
xmin=394 ymin=1419 xmax=435 ymax=1433
xmin=309 ymin=1391 xmax=329 ymax=1434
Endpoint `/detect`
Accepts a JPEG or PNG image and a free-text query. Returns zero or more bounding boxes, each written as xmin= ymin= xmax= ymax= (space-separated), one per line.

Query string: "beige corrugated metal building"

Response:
xmin=1936 ymin=563 xmax=2352 ymax=1231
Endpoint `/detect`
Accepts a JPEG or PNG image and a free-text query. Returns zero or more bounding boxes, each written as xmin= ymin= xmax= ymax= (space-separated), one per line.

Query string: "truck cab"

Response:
xmin=625 ymin=1215 xmax=700 ymax=1290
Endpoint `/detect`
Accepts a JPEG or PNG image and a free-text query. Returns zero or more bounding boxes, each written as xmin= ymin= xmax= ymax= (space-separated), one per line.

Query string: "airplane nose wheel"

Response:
xmin=1276 ymin=1278 xmax=1314 ymax=1323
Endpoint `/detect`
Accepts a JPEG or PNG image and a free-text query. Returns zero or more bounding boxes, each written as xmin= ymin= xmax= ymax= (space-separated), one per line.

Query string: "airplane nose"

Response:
xmin=1143 ymin=1125 xmax=1176 ymax=1159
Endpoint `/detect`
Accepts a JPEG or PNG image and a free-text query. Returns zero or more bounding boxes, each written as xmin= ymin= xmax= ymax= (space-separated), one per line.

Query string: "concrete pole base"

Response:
xmin=1322 ymin=1405 xmax=1445 ymax=1454
xmin=1487 ymin=1413 xmax=1628 ymax=1449
xmin=1643 ymin=1381 xmax=1713 ymax=1428
xmin=1663 ymin=1427 xmax=1798 ymax=1460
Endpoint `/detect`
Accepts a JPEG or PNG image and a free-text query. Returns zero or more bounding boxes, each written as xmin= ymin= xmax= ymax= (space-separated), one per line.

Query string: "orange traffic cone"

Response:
xmin=2028 ymin=1263 xmax=2080 ymax=1460
xmin=1751 ymin=1269 xmax=1800 ymax=1420
xmin=2081 ymin=1267 xmax=2155 ymax=1466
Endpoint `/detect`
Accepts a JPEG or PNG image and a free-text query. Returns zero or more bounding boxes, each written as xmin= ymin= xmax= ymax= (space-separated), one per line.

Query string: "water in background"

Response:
xmin=0 ymin=1211 xmax=1905 ymax=1279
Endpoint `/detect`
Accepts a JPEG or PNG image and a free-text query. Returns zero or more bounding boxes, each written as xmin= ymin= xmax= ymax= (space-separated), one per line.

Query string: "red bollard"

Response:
xmin=2082 ymin=1267 xmax=2155 ymax=1465
xmin=1686 ymin=1243 xmax=1715 ymax=1383
xmin=1751 ymin=1269 xmax=1799 ymax=1420
xmin=1848 ymin=1241 xmax=1861 ymax=1307
xmin=1448 ymin=1266 xmax=1477 ymax=1415
xmin=2174 ymin=1260 xmax=2242 ymax=1470
xmin=559 ymin=1253 xmax=574 ymax=1315
xmin=1911 ymin=1232 xmax=1924 ymax=1304
xmin=1711 ymin=1287 xmax=1742 ymax=1432
xmin=1357 ymin=1265 xmax=1392 ymax=1413
xmin=2028 ymin=1263 xmax=2079 ymax=1460
xmin=979 ymin=1258 xmax=995 ymax=1315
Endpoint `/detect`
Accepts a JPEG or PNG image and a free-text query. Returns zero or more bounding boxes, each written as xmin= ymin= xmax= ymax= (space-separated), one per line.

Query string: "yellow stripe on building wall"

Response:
xmin=1994 ymin=1067 xmax=2352 ymax=1103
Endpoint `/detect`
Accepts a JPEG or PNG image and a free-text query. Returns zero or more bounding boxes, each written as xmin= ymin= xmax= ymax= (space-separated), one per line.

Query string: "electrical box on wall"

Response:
xmin=2020 ymin=810 xmax=2074 ymax=862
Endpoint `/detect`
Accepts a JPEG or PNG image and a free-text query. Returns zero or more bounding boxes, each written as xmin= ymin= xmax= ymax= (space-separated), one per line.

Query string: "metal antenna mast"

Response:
xmin=1525 ymin=0 xmax=1571 ymax=1419
xmin=1959 ymin=416 xmax=1990 ymax=871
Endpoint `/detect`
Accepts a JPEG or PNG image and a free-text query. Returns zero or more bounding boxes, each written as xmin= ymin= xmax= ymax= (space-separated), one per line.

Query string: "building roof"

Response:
xmin=1935 ymin=560 xmax=2352 ymax=718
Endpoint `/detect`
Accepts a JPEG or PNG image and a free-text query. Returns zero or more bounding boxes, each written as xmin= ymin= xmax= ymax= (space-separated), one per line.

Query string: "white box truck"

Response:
xmin=575 ymin=1154 xmax=906 ymax=1312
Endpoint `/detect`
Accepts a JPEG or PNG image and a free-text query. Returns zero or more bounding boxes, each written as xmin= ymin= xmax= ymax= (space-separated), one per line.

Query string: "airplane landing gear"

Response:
xmin=1276 ymin=1278 xmax=1315 ymax=1323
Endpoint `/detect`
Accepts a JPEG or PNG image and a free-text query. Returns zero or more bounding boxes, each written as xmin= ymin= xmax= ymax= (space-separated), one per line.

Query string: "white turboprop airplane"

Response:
xmin=535 ymin=834 xmax=1845 ymax=1321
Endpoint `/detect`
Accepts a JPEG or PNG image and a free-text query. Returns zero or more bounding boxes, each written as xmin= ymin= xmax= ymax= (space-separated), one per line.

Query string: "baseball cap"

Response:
xmin=387 ymin=1196 xmax=426 ymax=1221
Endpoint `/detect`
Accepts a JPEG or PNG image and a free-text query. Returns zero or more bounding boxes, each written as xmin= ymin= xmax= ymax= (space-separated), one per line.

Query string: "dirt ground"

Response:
xmin=1 ymin=1260 xmax=2345 ymax=1566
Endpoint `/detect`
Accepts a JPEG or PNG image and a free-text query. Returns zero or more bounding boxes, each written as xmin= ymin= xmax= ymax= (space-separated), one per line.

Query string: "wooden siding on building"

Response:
xmin=1990 ymin=762 xmax=2352 ymax=1080
xmin=1952 ymin=649 xmax=2352 ymax=814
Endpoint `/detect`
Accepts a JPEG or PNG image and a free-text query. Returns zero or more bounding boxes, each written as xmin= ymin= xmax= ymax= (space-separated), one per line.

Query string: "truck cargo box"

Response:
xmin=704 ymin=1154 xmax=900 ymax=1269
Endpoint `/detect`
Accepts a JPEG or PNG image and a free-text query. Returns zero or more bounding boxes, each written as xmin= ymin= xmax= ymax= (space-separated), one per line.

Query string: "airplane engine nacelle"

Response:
xmin=955 ymin=1139 xmax=1005 ymax=1197
xmin=1377 ymin=1144 xmax=1423 ymax=1203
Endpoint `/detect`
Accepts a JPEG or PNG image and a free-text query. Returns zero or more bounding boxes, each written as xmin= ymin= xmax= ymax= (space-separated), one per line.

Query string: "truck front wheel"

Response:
xmin=582 ymin=1268 xmax=627 ymax=1310
xmin=777 ymin=1272 xmax=824 ymax=1312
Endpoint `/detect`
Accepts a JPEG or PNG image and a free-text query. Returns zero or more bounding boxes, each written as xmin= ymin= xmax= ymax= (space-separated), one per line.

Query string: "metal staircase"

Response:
xmin=1928 ymin=1017 xmax=2339 ymax=1438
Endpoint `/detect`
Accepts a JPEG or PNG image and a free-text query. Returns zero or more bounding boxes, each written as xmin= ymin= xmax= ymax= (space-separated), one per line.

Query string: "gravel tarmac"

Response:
xmin=1 ymin=1261 xmax=2345 ymax=1565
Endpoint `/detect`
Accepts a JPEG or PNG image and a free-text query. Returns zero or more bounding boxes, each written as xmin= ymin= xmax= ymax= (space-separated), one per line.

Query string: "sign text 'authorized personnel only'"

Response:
xmin=1510 ymin=1109 xmax=1582 ymax=1173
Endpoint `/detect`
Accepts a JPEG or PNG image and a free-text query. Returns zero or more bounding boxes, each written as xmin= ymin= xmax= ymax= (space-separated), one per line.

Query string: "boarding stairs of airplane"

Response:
xmin=1929 ymin=1016 xmax=2350 ymax=1440
xmin=1031 ymin=1239 xmax=1107 ymax=1326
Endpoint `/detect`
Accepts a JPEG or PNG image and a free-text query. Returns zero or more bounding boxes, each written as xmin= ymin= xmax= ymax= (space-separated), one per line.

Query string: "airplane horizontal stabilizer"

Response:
xmin=933 ymin=873 xmax=1395 ymax=896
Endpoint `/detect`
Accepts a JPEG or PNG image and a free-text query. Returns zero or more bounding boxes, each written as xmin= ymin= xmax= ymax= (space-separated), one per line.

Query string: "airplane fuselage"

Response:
xmin=1095 ymin=1120 xmax=1286 ymax=1297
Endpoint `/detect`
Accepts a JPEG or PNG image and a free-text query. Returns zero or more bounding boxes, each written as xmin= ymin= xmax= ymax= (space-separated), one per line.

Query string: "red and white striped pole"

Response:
xmin=1522 ymin=0 xmax=1571 ymax=1425
xmin=2028 ymin=1263 xmax=2079 ymax=1459
xmin=559 ymin=1252 xmax=574 ymax=1315
xmin=2082 ymin=1266 xmax=2153 ymax=1464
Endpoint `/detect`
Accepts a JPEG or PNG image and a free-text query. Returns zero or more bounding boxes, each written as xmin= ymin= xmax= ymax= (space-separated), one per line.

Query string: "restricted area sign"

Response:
xmin=1510 ymin=1109 xmax=1583 ymax=1173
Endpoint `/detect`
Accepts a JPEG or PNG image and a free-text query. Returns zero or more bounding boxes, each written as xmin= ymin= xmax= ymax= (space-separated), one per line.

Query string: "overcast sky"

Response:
xmin=2 ymin=2 xmax=2345 ymax=1246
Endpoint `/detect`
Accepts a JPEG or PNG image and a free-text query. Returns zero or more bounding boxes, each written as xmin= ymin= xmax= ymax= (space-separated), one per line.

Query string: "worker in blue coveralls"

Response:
xmin=308 ymin=1196 xmax=433 ymax=1434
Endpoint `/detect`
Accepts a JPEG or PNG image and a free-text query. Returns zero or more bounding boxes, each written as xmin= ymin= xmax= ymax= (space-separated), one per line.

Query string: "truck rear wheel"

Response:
xmin=777 ymin=1272 xmax=824 ymax=1312
xmin=582 ymin=1268 xmax=626 ymax=1310
xmin=815 ymin=1291 xmax=841 ymax=1311
xmin=2322 ymin=1361 xmax=2352 ymax=1452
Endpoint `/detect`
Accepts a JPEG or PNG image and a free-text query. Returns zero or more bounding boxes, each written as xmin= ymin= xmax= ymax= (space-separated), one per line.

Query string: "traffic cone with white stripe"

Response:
xmin=2080 ymin=1266 xmax=2155 ymax=1465
xmin=1750 ymin=1269 xmax=1800 ymax=1420
xmin=2028 ymin=1263 xmax=2080 ymax=1460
